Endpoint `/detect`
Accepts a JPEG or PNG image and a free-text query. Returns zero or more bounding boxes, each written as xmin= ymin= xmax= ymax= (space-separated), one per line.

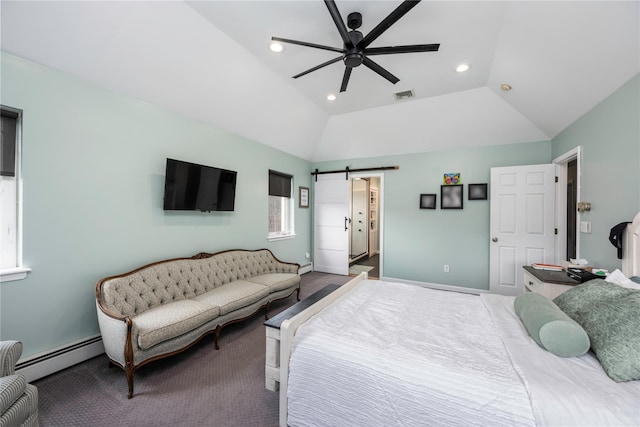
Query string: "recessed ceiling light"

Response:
xmin=269 ymin=42 xmax=284 ymax=53
xmin=500 ymin=83 xmax=512 ymax=92
xmin=327 ymin=94 xmax=336 ymax=101
xmin=456 ymin=64 xmax=470 ymax=73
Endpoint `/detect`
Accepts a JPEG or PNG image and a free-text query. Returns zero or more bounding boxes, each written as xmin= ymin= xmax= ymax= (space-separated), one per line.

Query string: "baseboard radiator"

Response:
xmin=16 ymin=335 xmax=105 ymax=383
xmin=299 ymin=262 xmax=313 ymax=275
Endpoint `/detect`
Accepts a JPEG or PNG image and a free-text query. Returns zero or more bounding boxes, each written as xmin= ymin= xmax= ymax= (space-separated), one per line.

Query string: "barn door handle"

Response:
xmin=345 ymin=217 xmax=349 ymax=231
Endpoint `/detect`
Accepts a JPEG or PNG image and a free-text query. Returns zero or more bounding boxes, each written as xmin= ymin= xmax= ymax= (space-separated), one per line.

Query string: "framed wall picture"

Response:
xmin=443 ymin=173 xmax=461 ymax=185
xmin=420 ymin=194 xmax=436 ymax=209
xmin=299 ymin=186 xmax=309 ymax=208
xmin=441 ymin=184 xmax=463 ymax=209
xmin=468 ymin=183 xmax=488 ymax=200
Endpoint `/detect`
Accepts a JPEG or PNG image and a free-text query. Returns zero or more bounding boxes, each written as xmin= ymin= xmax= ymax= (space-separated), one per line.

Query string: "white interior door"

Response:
xmin=490 ymin=164 xmax=556 ymax=295
xmin=313 ymin=173 xmax=349 ymax=275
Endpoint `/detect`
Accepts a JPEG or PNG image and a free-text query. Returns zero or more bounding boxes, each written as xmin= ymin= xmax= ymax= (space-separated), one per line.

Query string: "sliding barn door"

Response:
xmin=313 ymin=173 xmax=349 ymax=275
xmin=490 ymin=164 xmax=556 ymax=295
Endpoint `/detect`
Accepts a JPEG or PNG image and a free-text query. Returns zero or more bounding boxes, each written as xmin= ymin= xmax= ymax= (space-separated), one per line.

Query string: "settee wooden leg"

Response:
xmin=126 ymin=367 xmax=135 ymax=399
xmin=264 ymin=301 xmax=272 ymax=320
xmin=296 ymin=287 xmax=301 ymax=301
xmin=214 ymin=325 xmax=221 ymax=350
xmin=124 ymin=317 xmax=135 ymax=399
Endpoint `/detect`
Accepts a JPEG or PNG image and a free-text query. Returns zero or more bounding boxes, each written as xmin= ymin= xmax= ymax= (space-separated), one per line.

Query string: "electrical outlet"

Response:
xmin=305 ymin=253 xmax=310 ymax=259
xmin=444 ymin=265 xmax=450 ymax=273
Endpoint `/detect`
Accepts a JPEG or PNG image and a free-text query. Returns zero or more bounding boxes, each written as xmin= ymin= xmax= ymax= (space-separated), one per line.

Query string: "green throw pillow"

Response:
xmin=554 ymin=280 xmax=640 ymax=382
xmin=514 ymin=292 xmax=590 ymax=357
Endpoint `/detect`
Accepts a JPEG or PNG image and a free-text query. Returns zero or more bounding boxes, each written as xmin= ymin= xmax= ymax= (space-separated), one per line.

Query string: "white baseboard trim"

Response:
xmin=16 ymin=335 xmax=105 ymax=382
xmin=381 ymin=276 xmax=488 ymax=295
xmin=299 ymin=262 xmax=313 ymax=275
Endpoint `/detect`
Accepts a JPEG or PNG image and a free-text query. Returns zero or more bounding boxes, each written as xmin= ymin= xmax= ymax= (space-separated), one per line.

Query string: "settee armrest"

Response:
xmin=0 ymin=341 xmax=22 ymax=376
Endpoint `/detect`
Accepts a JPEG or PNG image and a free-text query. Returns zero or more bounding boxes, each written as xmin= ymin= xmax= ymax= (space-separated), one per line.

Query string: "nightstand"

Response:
xmin=522 ymin=266 xmax=580 ymax=299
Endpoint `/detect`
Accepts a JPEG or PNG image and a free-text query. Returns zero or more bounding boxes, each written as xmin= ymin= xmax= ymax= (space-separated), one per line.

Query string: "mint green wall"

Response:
xmin=0 ymin=53 xmax=312 ymax=357
xmin=552 ymin=74 xmax=640 ymax=271
xmin=2 ymin=50 xmax=636 ymax=360
xmin=313 ymin=141 xmax=552 ymax=290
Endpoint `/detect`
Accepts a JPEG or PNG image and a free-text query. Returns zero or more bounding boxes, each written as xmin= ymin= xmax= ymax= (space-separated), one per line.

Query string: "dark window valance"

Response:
xmin=269 ymin=170 xmax=292 ymax=198
xmin=1 ymin=109 xmax=19 ymax=177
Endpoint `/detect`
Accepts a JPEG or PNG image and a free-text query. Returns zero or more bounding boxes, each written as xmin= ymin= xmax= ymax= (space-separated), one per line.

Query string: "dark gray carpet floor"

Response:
xmin=34 ymin=272 xmax=352 ymax=427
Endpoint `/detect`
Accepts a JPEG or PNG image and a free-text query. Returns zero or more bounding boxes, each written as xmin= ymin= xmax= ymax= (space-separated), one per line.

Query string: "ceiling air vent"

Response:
xmin=394 ymin=89 xmax=414 ymax=101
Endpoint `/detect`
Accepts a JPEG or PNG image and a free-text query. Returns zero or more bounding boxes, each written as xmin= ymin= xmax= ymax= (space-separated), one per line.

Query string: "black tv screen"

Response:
xmin=163 ymin=158 xmax=237 ymax=212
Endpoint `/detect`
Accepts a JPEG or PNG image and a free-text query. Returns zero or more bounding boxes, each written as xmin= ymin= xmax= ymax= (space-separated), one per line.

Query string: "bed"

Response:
xmin=278 ymin=211 xmax=640 ymax=426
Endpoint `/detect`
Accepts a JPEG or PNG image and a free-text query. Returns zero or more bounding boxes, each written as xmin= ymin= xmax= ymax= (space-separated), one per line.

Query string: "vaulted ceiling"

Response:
xmin=1 ymin=1 xmax=638 ymax=162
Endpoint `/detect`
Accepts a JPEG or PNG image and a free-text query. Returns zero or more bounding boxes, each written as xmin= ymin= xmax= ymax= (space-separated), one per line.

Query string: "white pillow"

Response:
xmin=606 ymin=269 xmax=640 ymax=289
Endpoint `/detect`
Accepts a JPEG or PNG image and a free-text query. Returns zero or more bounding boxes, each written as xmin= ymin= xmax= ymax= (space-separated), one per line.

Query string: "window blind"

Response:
xmin=1 ymin=110 xmax=18 ymax=177
xmin=269 ymin=170 xmax=292 ymax=198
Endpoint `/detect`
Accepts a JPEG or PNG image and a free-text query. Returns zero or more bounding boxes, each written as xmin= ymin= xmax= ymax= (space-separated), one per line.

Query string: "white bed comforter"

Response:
xmin=287 ymin=280 xmax=640 ymax=427
xmin=482 ymin=293 xmax=640 ymax=426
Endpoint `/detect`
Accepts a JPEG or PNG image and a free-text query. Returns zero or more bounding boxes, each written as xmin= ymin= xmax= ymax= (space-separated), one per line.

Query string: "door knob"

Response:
xmin=492 ymin=237 xmax=498 ymax=242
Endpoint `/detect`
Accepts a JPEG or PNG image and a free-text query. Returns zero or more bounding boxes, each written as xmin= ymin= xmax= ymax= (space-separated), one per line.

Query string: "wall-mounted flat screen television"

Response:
xmin=163 ymin=158 xmax=237 ymax=212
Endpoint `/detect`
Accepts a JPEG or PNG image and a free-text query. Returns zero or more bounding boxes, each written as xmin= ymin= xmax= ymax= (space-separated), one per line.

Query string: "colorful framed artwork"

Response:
xmin=441 ymin=184 xmax=463 ymax=209
xmin=443 ymin=173 xmax=460 ymax=185
xmin=420 ymin=194 xmax=436 ymax=209
xmin=468 ymin=183 xmax=488 ymax=200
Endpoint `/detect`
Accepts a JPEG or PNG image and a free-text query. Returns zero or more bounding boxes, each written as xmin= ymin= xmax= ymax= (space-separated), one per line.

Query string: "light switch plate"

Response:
xmin=580 ymin=221 xmax=592 ymax=233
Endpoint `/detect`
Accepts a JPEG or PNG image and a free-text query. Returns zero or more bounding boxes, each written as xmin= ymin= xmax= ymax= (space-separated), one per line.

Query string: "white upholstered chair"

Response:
xmin=0 ymin=341 xmax=39 ymax=427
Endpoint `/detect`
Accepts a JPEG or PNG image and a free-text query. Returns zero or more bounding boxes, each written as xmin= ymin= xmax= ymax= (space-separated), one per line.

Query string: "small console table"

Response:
xmin=523 ymin=265 xmax=579 ymax=299
xmin=264 ymin=284 xmax=340 ymax=391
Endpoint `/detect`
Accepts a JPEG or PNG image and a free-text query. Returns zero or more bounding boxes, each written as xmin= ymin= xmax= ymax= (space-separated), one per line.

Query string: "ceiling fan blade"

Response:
xmin=362 ymin=57 xmax=399 ymax=84
xmin=358 ymin=0 xmax=421 ymax=49
xmin=340 ymin=67 xmax=353 ymax=92
xmin=272 ymin=37 xmax=343 ymax=54
xmin=324 ymin=0 xmax=353 ymax=48
xmin=365 ymin=44 xmax=440 ymax=55
xmin=293 ymin=56 xmax=343 ymax=79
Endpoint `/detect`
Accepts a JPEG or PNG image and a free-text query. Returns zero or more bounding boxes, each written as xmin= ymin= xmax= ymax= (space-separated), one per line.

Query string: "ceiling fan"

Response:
xmin=272 ymin=0 xmax=440 ymax=93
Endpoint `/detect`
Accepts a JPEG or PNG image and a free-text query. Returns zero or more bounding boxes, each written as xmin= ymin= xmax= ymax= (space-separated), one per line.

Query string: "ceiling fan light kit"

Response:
xmin=271 ymin=0 xmax=440 ymax=93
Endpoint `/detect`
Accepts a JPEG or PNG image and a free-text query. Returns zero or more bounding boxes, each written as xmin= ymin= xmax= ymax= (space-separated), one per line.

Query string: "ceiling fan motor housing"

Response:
xmin=344 ymin=30 xmax=364 ymax=67
xmin=347 ymin=12 xmax=362 ymax=30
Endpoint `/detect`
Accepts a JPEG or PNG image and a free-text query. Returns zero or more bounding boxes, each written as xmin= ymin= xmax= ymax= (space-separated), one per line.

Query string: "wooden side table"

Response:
xmin=523 ymin=266 xmax=579 ymax=299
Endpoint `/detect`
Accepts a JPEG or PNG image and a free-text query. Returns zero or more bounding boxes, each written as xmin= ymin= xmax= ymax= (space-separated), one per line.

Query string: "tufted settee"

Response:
xmin=95 ymin=248 xmax=300 ymax=398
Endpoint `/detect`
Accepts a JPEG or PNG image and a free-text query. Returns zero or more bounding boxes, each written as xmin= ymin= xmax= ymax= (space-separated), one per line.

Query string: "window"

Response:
xmin=1 ymin=106 xmax=29 ymax=281
xmin=268 ymin=170 xmax=295 ymax=240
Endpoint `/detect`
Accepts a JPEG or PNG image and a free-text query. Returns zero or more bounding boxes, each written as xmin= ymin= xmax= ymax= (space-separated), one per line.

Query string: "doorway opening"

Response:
xmin=554 ymin=146 xmax=582 ymax=263
xmin=566 ymin=159 xmax=578 ymax=260
xmin=349 ymin=174 xmax=382 ymax=278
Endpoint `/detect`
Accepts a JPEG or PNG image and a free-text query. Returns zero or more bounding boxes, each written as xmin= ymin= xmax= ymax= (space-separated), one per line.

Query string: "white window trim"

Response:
xmin=1 ymin=105 xmax=30 ymax=282
xmin=267 ymin=171 xmax=296 ymax=240
xmin=267 ymin=196 xmax=296 ymax=240
xmin=0 ymin=266 xmax=32 ymax=282
xmin=267 ymin=232 xmax=297 ymax=242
